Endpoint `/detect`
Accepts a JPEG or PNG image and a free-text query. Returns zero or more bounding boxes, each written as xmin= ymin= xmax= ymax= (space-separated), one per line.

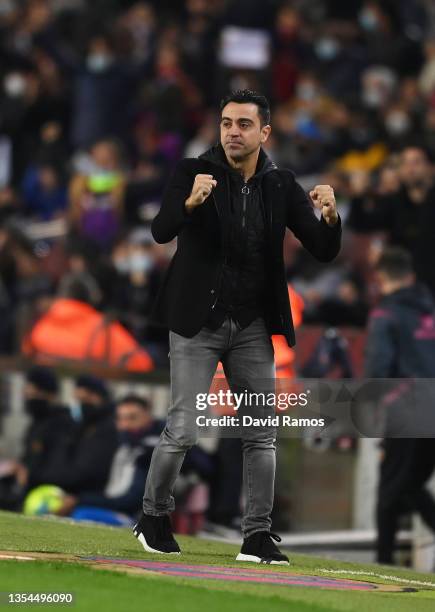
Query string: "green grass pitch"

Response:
xmin=1 ymin=510 xmax=435 ymax=611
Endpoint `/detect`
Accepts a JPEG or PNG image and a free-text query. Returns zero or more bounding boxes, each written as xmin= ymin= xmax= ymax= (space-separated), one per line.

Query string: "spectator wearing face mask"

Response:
xmin=112 ymin=228 xmax=162 ymax=345
xmin=36 ymin=29 xmax=139 ymax=150
xmin=0 ymin=366 xmax=72 ymax=510
xmin=68 ymin=139 xmax=126 ymax=250
xmin=34 ymin=375 xmax=118 ymax=494
xmin=56 ymin=394 xmax=165 ymax=523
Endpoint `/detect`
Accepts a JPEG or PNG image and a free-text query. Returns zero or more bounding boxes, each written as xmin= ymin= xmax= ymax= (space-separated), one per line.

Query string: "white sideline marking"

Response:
xmin=317 ymin=568 xmax=435 ymax=588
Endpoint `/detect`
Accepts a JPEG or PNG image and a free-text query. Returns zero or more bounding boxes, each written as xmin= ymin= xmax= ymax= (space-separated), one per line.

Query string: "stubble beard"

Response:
xmin=225 ymin=142 xmax=259 ymax=164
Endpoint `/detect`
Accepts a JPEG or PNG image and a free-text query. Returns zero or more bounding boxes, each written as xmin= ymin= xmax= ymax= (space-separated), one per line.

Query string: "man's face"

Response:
xmin=116 ymin=402 xmax=151 ymax=433
xmin=220 ymin=102 xmax=271 ymax=162
xmin=399 ymin=148 xmax=432 ymax=188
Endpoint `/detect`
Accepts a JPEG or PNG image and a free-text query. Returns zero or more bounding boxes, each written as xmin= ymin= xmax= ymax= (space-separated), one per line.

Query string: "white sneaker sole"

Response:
xmin=236 ymin=553 xmax=289 ymax=565
xmin=134 ymin=530 xmax=181 ymax=555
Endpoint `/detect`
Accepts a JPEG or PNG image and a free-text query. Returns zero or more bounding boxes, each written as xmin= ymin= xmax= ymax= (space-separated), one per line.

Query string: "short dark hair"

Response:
xmin=376 ymin=247 xmax=414 ymax=280
xmin=76 ymin=375 xmax=109 ymax=400
xmin=116 ymin=394 xmax=151 ymax=412
xmin=27 ymin=366 xmax=58 ymax=394
xmin=220 ymin=89 xmax=271 ymax=126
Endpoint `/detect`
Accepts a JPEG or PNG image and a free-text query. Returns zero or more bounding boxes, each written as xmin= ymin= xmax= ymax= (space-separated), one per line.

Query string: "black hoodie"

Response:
xmin=364 ymin=284 xmax=435 ymax=378
xmin=199 ymin=145 xmax=277 ymax=329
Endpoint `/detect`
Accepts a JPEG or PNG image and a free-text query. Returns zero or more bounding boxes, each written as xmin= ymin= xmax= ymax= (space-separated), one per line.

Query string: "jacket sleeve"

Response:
xmin=151 ymin=159 xmax=197 ymax=244
xmin=364 ymin=308 xmax=397 ymax=378
xmin=286 ymin=175 xmax=342 ymax=262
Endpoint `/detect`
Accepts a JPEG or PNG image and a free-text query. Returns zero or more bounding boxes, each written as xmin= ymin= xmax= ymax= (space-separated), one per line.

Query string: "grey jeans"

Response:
xmin=142 ymin=316 xmax=276 ymax=537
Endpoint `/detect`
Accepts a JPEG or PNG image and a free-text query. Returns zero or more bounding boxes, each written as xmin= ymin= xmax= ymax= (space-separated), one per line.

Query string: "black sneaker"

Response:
xmin=236 ymin=531 xmax=289 ymax=565
xmin=133 ymin=512 xmax=181 ymax=554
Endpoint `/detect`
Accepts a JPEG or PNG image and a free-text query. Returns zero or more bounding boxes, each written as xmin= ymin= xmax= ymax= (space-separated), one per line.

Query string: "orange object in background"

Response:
xmin=22 ymin=298 xmax=154 ymax=372
xmin=274 ymin=285 xmax=304 ymax=379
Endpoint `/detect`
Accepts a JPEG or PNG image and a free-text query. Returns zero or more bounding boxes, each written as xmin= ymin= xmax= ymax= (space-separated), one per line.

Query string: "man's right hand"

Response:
xmin=185 ymin=174 xmax=217 ymax=212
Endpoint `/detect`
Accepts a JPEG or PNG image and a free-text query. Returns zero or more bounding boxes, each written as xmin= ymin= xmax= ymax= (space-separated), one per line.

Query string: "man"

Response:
xmin=57 ymin=394 xmax=165 ymax=520
xmin=134 ymin=89 xmax=341 ymax=563
xmin=22 ymin=277 xmax=154 ymax=372
xmin=58 ymin=394 xmax=214 ymax=523
xmin=36 ymin=375 xmax=118 ymax=493
xmin=0 ymin=366 xmax=72 ymax=510
xmin=364 ymin=248 xmax=435 ymax=564
xmin=348 ymin=146 xmax=435 ymax=295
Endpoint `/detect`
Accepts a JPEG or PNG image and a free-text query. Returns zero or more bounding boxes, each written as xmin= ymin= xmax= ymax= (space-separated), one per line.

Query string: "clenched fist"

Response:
xmin=185 ymin=174 xmax=217 ymax=212
xmin=309 ymin=185 xmax=338 ymax=226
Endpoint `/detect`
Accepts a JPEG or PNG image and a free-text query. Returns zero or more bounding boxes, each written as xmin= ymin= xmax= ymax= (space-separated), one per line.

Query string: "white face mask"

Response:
xmin=363 ymin=88 xmax=384 ymax=108
xmin=86 ymin=53 xmax=113 ymax=73
xmin=385 ymin=112 xmax=411 ymax=136
xmin=359 ymin=8 xmax=379 ymax=32
xmin=315 ymin=38 xmax=340 ymax=61
xmin=3 ymin=73 xmax=26 ymax=97
xmin=129 ymin=253 xmax=153 ymax=274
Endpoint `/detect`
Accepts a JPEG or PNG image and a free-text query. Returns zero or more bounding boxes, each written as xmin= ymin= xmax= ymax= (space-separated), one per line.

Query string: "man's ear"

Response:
xmin=260 ymin=125 xmax=272 ymax=144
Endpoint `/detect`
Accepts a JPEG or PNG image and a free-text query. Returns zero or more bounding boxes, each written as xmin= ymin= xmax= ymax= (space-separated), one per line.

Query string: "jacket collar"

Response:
xmin=199 ymin=143 xmax=277 ymax=180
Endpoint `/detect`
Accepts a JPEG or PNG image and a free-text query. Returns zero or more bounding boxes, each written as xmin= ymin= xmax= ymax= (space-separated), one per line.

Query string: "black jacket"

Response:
xmin=347 ymin=186 xmax=435 ymax=296
xmin=151 ymin=145 xmax=342 ymax=346
xmin=22 ymin=405 xmax=73 ymax=490
xmin=36 ymin=412 xmax=118 ymax=494
xmin=364 ymin=284 xmax=435 ymax=378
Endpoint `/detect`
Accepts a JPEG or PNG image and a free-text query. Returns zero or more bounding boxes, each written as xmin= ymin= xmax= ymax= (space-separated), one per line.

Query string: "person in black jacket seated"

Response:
xmin=54 ymin=394 xmax=162 ymax=523
xmin=134 ymin=89 xmax=341 ymax=564
xmin=0 ymin=366 xmax=72 ymax=510
xmin=56 ymin=394 xmax=214 ymax=525
xmin=35 ymin=375 xmax=117 ymax=494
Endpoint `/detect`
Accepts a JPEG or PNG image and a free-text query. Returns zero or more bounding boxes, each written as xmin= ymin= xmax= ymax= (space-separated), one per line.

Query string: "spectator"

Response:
xmin=55 ymin=393 xmax=214 ymax=529
xmin=68 ymin=139 xmax=126 ymax=250
xmin=56 ymin=394 xmax=165 ymax=523
xmin=33 ymin=375 xmax=118 ymax=494
xmin=21 ymin=162 xmax=67 ymax=221
xmin=347 ymin=146 xmax=435 ymax=296
xmin=112 ymin=227 xmax=162 ymax=346
xmin=22 ymin=276 xmax=154 ymax=372
xmin=0 ymin=366 xmax=72 ymax=510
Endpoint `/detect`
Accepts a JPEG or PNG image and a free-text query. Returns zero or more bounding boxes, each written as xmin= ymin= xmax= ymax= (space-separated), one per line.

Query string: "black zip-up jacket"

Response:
xmin=151 ymin=144 xmax=342 ymax=347
xmin=202 ymin=146 xmax=275 ymax=330
xmin=364 ymin=284 xmax=435 ymax=378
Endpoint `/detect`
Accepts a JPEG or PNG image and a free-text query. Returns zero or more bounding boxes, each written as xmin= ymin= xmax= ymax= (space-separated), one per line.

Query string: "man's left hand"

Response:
xmin=309 ymin=185 xmax=338 ymax=226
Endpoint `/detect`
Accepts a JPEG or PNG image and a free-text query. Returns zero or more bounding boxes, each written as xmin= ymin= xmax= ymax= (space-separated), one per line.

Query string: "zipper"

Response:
xmin=241 ymin=183 xmax=250 ymax=229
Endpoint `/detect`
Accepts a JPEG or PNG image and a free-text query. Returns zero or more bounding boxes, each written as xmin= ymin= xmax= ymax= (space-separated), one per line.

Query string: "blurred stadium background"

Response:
xmin=1 ymin=0 xmax=435 ymax=572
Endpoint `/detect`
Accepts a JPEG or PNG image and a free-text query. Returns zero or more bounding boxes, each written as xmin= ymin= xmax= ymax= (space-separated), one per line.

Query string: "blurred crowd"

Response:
xmin=0 ymin=0 xmax=435 ymax=368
